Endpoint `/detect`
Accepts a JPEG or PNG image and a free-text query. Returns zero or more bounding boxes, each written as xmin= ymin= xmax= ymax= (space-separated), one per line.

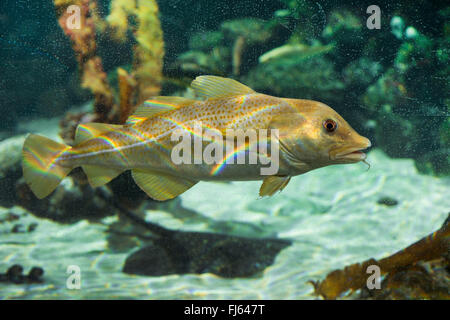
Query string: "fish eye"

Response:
xmin=323 ymin=119 xmax=337 ymax=133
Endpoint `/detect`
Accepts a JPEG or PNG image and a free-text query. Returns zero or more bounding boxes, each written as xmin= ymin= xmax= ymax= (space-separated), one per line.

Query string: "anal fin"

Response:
xmin=259 ymin=176 xmax=291 ymax=197
xmin=83 ymin=165 xmax=124 ymax=187
xmin=131 ymin=169 xmax=197 ymax=201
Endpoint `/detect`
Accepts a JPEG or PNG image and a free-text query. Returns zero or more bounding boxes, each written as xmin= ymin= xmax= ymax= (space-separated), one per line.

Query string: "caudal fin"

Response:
xmin=22 ymin=134 xmax=72 ymax=199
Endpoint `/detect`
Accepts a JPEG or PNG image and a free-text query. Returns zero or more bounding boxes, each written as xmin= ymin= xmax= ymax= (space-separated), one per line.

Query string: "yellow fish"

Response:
xmin=22 ymin=76 xmax=371 ymax=200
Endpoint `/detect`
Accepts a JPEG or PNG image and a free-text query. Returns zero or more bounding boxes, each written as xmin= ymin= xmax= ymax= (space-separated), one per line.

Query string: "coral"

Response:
xmin=221 ymin=18 xmax=288 ymax=76
xmin=104 ymin=0 xmax=164 ymax=103
xmin=244 ymin=45 xmax=344 ymax=103
xmin=360 ymin=24 xmax=449 ymax=175
xmin=221 ymin=18 xmax=280 ymax=45
xmin=177 ymin=49 xmax=230 ymax=76
xmin=311 ymin=214 xmax=450 ymax=299
xmin=174 ymin=17 xmax=287 ymax=78
xmin=53 ymin=0 xmax=164 ymax=143
xmin=258 ymin=43 xmax=333 ymax=63
xmin=131 ymin=0 xmax=165 ymax=103
xmin=54 ymin=0 xmax=115 ymax=128
xmin=321 ymin=9 xmax=365 ymax=68
xmin=278 ymin=0 xmax=328 ymax=42
xmin=117 ymin=67 xmax=137 ymax=123
xmin=362 ymin=68 xmax=408 ymax=113
xmin=189 ymin=31 xmax=224 ymax=51
xmin=342 ymin=57 xmax=383 ymax=90
xmin=105 ymin=0 xmax=135 ymax=40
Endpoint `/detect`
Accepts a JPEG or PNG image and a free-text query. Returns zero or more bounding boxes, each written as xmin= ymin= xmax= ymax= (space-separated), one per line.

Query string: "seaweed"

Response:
xmin=53 ymin=0 xmax=164 ymax=144
xmin=311 ymin=214 xmax=450 ymax=299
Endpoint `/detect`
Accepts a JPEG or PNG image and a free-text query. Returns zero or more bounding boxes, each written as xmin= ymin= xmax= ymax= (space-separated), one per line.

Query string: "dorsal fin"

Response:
xmin=74 ymin=123 xmax=123 ymax=145
xmin=191 ymin=76 xmax=255 ymax=100
xmin=126 ymin=97 xmax=197 ymax=125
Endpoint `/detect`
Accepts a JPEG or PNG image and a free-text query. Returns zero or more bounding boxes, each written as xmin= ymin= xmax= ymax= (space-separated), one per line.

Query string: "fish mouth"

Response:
xmin=330 ymin=139 xmax=371 ymax=163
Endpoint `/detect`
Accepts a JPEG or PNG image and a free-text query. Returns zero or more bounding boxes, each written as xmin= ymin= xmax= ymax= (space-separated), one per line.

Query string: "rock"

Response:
xmin=123 ymin=230 xmax=291 ymax=278
xmin=27 ymin=267 xmax=44 ymax=283
xmin=16 ymin=174 xmax=120 ymax=223
xmin=6 ymin=264 xmax=24 ymax=284
xmin=0 ymin=135 xmax=26 ymax=207
xmin=123 ymin=245 xmax=179 ymax=276
xmin=11 ymin=223 xmax=25 ymax=233
xmin=377 ymin=196 xmax=399 ymax=207
xmin=27 ymin=222 xmax=38 ymax=232
xmin=0 ymin=264 xmax=44 ymax=284
xmin=0 ymin=212 xmax=20 ymax=223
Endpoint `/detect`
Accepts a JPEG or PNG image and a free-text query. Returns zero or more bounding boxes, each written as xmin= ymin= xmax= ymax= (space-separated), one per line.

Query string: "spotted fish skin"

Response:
xmin=59 ymin=93 xmax=294 ymax=179
xmin=22 ymin=76 xmax=371 ymax=200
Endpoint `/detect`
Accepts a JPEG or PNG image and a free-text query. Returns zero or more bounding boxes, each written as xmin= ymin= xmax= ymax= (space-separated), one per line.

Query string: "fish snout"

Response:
xmin=330 ymin=137 xmax=371 ymax=162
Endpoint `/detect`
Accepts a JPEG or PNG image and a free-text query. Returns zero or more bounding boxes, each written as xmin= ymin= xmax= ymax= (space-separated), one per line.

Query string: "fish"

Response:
xmin=22 ymin=76 xmax=371 ymax=201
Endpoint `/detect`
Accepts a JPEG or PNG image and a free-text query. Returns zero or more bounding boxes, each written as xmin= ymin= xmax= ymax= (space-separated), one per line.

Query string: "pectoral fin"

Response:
xmin=82 ymin=165 xmax=124 ymax=187
xmin=131 ymin=169 xmax=198 ymax=201
xmin=259 ymin=176 xmax=291 ymax=197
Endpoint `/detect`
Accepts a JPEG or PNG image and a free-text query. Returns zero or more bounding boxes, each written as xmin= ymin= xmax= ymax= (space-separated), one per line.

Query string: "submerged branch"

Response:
xmin=311 ymin=214 xmax=450 ymax=299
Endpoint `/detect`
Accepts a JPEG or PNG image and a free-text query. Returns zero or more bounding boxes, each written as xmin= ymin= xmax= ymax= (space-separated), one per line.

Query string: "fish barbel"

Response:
xmin=22 ymin=76 xmax=371 ymax=200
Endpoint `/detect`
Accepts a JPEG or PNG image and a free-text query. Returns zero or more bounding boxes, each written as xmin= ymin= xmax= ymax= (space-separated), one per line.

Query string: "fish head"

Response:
xmin=277 ymin=100 xmax=371 ymax=169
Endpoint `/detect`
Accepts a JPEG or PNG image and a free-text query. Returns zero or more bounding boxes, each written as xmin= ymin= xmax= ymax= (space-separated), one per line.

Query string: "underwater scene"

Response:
xmin=0 ymin=0 xmax=448 ymax=300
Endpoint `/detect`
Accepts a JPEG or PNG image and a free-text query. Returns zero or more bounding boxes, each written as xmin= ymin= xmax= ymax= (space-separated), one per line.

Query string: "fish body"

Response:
xmin=62 ymin=93 xmax=292 ymax=180
xmin=22 ymin=76 xmax=371 ymax=200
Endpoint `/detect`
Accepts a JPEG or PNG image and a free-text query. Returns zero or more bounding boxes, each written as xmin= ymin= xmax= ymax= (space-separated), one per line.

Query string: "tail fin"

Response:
xmin=22 ymin=134 xmax=72 ymax=199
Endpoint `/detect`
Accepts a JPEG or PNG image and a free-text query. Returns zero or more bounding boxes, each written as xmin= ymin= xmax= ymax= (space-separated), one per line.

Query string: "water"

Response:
xmin=0 ymin=0 xmax=448 ymax=300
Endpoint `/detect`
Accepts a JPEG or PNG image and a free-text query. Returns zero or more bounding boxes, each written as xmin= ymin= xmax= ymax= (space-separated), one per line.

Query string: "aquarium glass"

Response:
xmin=0 ymin=0 xmax=448 ymax=300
